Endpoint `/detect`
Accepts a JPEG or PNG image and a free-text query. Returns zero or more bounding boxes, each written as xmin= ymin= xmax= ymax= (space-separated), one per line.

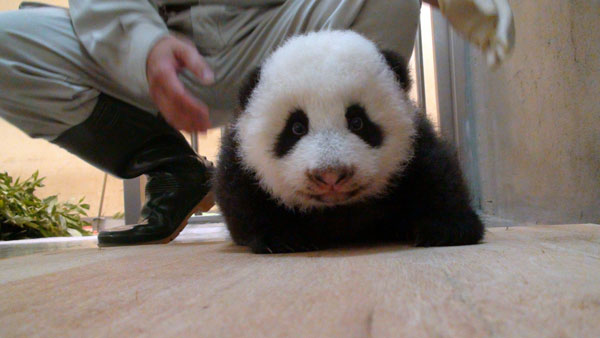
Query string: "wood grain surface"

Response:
xmin=1 ymin=224 xmax=599 ymax=337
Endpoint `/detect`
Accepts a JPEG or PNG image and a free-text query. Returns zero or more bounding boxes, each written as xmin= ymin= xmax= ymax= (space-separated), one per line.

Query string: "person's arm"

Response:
xmin=420 ymin=0 xmax=515 ymax=66
xmin=69 ymin=0 xmax=213 ymax=131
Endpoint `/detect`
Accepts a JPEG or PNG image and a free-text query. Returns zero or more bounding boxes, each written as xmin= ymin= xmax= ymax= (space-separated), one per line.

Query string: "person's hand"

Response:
xmin=438 ymin=0 xmax=515 ymax=66
xmin=146 ymin=35 xmax=215 ymax=132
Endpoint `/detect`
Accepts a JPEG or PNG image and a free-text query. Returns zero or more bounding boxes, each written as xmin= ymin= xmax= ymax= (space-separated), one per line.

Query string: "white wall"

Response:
xmin=465 ymin=0 xmax=600 ymax=224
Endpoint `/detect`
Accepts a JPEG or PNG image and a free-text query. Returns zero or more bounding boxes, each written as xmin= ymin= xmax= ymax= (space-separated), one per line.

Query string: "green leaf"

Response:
xmin=0 ymin=171 xmax=91 ymax=240
xmin=66 ymin=228 xmax=82 ymax=237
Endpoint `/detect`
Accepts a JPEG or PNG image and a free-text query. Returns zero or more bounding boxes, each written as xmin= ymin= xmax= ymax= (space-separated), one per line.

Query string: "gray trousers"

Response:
xmin=0 ymin=0 xmax=420 ymax=141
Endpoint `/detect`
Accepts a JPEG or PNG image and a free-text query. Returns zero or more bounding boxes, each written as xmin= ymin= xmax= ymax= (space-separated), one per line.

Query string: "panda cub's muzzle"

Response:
xmin=300 ymin=165 xmax=365 ymax=205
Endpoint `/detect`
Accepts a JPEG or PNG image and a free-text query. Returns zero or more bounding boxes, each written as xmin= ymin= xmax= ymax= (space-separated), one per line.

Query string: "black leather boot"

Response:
xmin=52 ymin=94 xmax=214 ymax=246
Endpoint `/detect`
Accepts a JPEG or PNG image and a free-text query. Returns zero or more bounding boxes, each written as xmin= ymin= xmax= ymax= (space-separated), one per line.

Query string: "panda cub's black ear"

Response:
xmin=380 ymin=50 xmax=411 ymax=92
xmin=239 ymin=66 xmax=262 ymax=110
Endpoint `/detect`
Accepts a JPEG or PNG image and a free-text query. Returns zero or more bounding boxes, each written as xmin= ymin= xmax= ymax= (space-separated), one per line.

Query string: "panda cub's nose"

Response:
xmin=307 ymin=167 xmax=355 ymax=188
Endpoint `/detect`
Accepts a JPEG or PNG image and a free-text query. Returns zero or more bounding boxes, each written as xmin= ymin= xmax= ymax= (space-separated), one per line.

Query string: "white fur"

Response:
xmin=236 ymin=31 xmax=417 ymax=210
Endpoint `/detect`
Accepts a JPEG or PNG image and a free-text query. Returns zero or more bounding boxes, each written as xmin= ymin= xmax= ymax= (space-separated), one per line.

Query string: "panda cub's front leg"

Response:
xmin=242 ymin=213 xmax=321 ymax=254
xmin=411 ymin=210 xmax=484 ymax=247
xmin=400 ymin=114 xmax=485 ymax=247
xmin=248 ymin=229 xmax=320 ymax=254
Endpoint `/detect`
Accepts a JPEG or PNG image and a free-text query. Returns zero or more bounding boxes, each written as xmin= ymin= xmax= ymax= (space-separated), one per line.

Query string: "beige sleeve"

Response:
xmin=68 ymin=0 xmax=170 ymax=98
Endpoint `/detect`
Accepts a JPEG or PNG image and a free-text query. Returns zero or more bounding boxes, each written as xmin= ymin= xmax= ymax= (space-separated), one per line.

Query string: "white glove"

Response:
xmin=438 ymin=0 xmax=515 ymax=66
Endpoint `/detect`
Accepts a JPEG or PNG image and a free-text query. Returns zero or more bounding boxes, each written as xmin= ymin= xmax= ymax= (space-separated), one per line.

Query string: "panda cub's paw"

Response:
xmin=248 ymin=232 xmax=320 ymax=254
xmin=414 ymin=213 xmax=485 ymax=247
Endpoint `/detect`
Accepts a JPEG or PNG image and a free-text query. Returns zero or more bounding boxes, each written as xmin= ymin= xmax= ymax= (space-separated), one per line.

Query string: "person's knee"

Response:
xmin=0 ymin=11 xmax=25 ymax=82
xmin=0 ymin=11 xmax=19 ymax=54
xmin=0 ymin=7 xmax=77 ymax=82
xmin=0 ymin=8 xmax=65 ymax=54
xmin=0 ymin=7 xmax=70 ymax=40
xmin=351 ymin=0 xmax=421 ymax=58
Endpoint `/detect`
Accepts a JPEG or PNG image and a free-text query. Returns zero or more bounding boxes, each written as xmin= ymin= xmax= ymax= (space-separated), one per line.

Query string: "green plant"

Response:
xmin=0 ymin=171 xmax=91 ymax=240
xmin=112 ymin=211 xmax=125 ymax=219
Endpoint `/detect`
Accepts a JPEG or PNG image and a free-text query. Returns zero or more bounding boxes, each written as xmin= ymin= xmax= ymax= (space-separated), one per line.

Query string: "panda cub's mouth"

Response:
xmin=307 ymin=187 xmax=364 ymax=205
xmin=298 ymin=186 xmax=366 ymax=206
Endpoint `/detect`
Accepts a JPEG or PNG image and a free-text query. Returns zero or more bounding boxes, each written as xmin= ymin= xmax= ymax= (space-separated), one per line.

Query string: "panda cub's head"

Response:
xmin=235 ymin=31 xmax=417 ymax=210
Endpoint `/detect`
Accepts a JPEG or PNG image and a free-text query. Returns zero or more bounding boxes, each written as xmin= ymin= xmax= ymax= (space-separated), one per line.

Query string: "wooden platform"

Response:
xmin=1 ymin=224 xmax=599 ymax=337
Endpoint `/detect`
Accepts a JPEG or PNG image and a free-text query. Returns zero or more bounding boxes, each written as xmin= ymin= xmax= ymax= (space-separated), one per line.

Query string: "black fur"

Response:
xmin=273 ymin=109 xmax=309 ymax=158
xmin=345 ymin=104 xmax=383 ymax=148
xmin=380 ymin=50 xmax=411 ymax=91
xmin=214 ymin=50 xmax=484 ymax=254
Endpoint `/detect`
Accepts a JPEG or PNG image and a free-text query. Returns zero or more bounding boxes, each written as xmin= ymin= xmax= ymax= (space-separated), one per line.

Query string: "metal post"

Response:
xmin=430 ymin=9 xmax=456 ymax=145
xmin=92 ymin=173 xmax=108 ymax=232
xmin=430 ymin=10 xmax=482 ymax=208
xmin=191 ymin=132 xmax=199 ymax=153
xmin=123 ymin=177 xmax=142 ymax=225
xmin=414 ymin=26 xmax=427 ymax=111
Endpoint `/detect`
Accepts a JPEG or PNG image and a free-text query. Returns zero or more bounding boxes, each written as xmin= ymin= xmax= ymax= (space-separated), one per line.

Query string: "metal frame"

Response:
xmin=414 ymin=26 xmax=427 ymax=111
xmin=430 ymin=10 xmax=482 ymax=208
xmin=123 ymin=177 xmax=143 ymax=225
xmin=430 ymin=10 xmax=457 ymax=144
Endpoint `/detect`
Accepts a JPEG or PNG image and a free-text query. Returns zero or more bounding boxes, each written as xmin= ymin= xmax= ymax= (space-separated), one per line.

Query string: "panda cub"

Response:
xmin=214 ymin=31 xmax=484 ymax=254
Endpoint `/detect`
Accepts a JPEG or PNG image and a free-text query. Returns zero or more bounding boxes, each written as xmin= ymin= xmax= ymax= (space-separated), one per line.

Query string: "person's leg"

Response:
xmin=0 ymin=7 xmax=99 ymax=140
xmin=0 ymin=7 xmax=162 ymax=140
xmin=0 ymin=7 xmax=213 ymax=245
xmin=350 ymin=0 xmax=421 ymax=59
xmin=181 ymin=0 xmax=421 ymax=126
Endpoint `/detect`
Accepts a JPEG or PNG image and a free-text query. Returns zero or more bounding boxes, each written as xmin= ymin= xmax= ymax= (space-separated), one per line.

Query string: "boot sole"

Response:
xmin=98 ymin=190 xmax=215 ymax=247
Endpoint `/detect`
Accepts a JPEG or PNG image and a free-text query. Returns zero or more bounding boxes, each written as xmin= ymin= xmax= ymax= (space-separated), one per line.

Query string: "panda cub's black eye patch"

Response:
xmin=345 ymin=104 xmax=383 ymax=148
xmin=273 ymin=109 xmax=309 ymax=158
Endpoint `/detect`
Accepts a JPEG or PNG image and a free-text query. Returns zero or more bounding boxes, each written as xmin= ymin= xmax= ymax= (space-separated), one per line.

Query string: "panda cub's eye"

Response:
xmin=348 ymin=117 xmax=364 ymax=131
xmin=292 ymin=122 xmax=307 ymax=136
xmin=273 ymin=109 xmax=309 ymax=158
xmin=345 ymin=103 xmax=383 ymax=148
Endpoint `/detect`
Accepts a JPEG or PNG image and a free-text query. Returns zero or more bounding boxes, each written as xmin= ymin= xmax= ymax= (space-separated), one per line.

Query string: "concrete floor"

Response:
xmin=0 ymin=218 xmax=226 ymax=259
xmin=1 ymin=224 xmax=599 ymax=337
